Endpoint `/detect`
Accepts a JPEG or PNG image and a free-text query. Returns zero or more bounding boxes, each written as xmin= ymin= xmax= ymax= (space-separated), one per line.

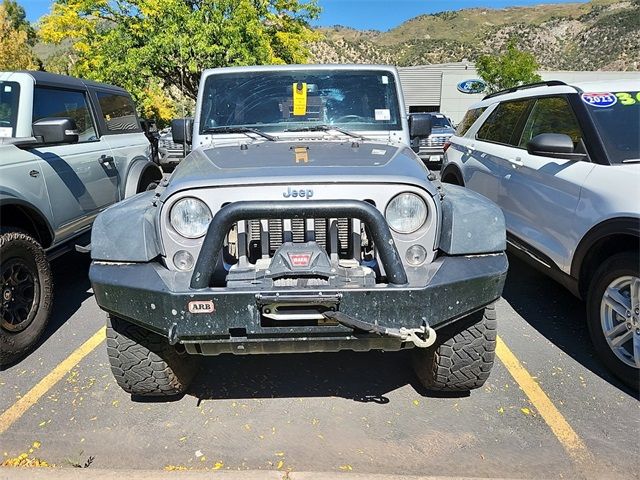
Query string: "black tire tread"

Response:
xmin=0 ymin=231 xmax=53 ymax=366
xmin=106 ymin=315 xmax=198 ymax=396
xmin=413 ymin=305 xmax=496 ymax=391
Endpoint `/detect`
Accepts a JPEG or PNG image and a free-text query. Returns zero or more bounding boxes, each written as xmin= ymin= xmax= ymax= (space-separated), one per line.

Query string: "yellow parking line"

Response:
xmin=0 ymin=326 xmax=106 ymax=435
xmin=496 ymin=335 xmax=592 ymax=466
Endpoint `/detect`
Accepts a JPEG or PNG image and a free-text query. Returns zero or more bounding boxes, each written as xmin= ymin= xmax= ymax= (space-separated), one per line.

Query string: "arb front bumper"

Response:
xmin=90 ymin=199 xmax=508 ymax=355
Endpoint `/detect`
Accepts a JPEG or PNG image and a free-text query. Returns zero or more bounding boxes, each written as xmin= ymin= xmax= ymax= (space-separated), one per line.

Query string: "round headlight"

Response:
xmin=385 ymin=193 xmax=427 ymax=234
xmin=170 ymin=197 xmax=212 ymax=238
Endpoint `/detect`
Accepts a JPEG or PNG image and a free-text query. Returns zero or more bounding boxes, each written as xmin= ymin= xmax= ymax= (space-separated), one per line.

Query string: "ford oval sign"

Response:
xmin=457 ymin=79 xmax=486 ymax=94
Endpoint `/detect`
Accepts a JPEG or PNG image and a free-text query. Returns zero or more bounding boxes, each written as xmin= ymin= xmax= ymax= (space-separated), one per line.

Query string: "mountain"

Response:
xmin=309 ymin=0 xmax=640 ymax=71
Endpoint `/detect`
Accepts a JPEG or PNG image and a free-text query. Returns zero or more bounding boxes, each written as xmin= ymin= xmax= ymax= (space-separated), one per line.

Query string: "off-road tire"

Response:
xmin=586 ymin=252 xmax=639 ymax=391
xmin=412 ymin=305 xmax=496 ymax=391
xmin=0 ymin=230 xmax=53 ymax=366
xmin=106 ymin=315 xmax=199 ymax=396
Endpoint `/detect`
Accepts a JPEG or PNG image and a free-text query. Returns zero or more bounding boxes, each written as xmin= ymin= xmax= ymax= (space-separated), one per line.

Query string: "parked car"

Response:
xmin=158 ymin=128 xmax=188 ymax=171
xmin=410 ymin=112 xmax=456 ymax=164
xmin=441 ymin=79 xmax=640 ymax=390
xmin=89 ymin=64 xmax=508 ymax=397
xmin=0 ymin=70 xmax=163 ymax=365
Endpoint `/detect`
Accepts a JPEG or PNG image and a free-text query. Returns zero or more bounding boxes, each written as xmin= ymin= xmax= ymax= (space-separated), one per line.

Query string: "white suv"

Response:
xmin=441 ymin=79 xmax=640 ymax=390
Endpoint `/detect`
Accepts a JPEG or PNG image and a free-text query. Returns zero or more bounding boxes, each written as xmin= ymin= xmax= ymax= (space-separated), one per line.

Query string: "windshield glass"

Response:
xmin=0 ymin=81 xmax=20 ymax=137
xmin=583 ymin=91 xmax=640 ymax=164
xmin=431 ymin=114 xmax=452 ymax=128
xmin=199 ymin=69 xmax=402 ymax=134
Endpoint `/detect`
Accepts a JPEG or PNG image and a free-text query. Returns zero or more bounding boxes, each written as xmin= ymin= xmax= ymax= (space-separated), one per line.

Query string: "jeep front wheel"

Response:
xmin=412 ymin=305 xmax=496 ymax=391
xmin=106 ymin=315 xmax=200 ymax=396
xmin=0 ymin=231 xmax=53 ymax=365
xmin=587 ymin=252 xmax=639 ymax=391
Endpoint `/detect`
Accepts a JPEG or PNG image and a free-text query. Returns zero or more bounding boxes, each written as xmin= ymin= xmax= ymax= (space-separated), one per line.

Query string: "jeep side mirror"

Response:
xmin=409 ymin=113 xmax=432 ymax=139
xmin=527 ymin=133 xmax=586 ymax=161
xmin=171 ymin=118 xmax=193 ymax=145
xmin=32 ymin=117 xmax=79 ymax=145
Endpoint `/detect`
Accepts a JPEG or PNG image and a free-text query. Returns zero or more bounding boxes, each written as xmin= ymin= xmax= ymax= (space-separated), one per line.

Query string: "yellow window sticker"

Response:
xmin=615 ymin=92 xmax=640 ymax=106
xmin=292 ymin=82 xmax=307 ymax=116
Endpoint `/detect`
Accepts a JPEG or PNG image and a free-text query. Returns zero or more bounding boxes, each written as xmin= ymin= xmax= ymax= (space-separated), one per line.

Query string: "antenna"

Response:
xmin=180 ymin=63 xmax=187 ymax=159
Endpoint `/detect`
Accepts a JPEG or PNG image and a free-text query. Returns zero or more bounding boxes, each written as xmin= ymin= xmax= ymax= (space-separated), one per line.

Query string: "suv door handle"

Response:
xmin=509 ymin=157 xmax=524 ymax=168
xmin=99 ymin=155 xmax=114 ymax=165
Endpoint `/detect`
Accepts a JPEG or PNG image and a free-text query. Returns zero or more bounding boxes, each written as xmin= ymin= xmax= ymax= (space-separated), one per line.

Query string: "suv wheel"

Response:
xmin=0 ymin=230 xmax=53 ymax=365
xmin=107 ymin=315 xmax=200 ymax=397
xmin=412 ymin=304 xmax=496 ymax=391
xmin=587 ymin=252 xmax=639 ymax=391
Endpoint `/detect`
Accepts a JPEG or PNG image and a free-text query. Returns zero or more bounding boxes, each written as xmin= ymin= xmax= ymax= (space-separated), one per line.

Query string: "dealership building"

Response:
xmin=398 ymin=62 xmax=640 ymax=123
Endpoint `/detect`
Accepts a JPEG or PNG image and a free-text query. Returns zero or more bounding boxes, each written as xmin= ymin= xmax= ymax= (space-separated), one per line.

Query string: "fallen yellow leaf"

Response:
xmin=213 ymin=461 xmax=224 ymax=470
xmin=521 ymin=407 xmax=531 ymax=415
xmin=276 ymin=460 xmax=284 ymax=470
xmin=339 ymin=464 xmax=353 ymax=471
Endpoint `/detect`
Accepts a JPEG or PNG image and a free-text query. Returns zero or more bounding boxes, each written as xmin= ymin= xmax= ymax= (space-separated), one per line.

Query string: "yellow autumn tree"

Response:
xmin=39 ymin=0 xmax=321 ymax=123
xmin=0 ymin=2 xmax=38 ymax=70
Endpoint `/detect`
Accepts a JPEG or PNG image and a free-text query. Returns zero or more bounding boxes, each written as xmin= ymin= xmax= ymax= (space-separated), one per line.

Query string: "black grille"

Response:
xmin=227 ymin=218 xmax=366 ymax=263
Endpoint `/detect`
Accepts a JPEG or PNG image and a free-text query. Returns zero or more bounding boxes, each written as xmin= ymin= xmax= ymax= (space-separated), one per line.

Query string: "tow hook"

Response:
xmin=323 ymin=311 xmax=436 ymax=348
xmin=386 ymin=325 xmax=436 ymax=348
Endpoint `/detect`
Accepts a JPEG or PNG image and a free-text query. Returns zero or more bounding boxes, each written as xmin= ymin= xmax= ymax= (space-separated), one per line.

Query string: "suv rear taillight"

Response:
xmin=443 ymin=141 xmax=451 ymax=153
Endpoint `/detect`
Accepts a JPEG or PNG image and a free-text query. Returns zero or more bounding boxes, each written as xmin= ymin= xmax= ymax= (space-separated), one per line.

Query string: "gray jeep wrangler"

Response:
xmin=0 ymin=71 xmax=162 ymax=365
xmin=89 ymin=65 xmax=508 ymax=396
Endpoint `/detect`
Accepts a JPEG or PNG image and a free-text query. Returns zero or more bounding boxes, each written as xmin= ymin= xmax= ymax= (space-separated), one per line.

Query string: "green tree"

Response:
xmin=39 ymin=0 xmax=321 ymax=122
xmin=476 ymin=41 xmax=542 ymax=94
xmin=0 ymin=2 xmax=38 ymax=70
xmin=2 ymin=0 xmax=35 ymax=44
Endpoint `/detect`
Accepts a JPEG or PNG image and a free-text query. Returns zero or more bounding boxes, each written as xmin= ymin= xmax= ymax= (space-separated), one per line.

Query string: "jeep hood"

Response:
xmin=161 ymin=139 xmax=437 ymax=199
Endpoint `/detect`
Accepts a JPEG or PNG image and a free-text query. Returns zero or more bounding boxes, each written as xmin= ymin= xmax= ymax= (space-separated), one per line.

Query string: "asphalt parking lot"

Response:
xmin=1 ymin=248 xmax=638 ymax=479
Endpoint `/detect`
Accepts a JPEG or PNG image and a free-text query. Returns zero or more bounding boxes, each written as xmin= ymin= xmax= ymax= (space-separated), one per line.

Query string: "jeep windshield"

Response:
xmin=199 ymin=69 xmax=402 ymax=135
xmin=0 ymin=81 xmax=20 ymax=137
xmin=583 ymin=91 xmax=640 ymax=164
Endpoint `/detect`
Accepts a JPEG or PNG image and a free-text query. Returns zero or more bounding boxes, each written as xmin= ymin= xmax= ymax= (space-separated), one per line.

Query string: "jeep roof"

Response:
xmin=1 ymin=70 xmax=129 ymax=94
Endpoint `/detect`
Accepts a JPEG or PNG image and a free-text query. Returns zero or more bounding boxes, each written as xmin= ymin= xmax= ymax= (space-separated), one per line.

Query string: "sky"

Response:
xmin=23 ymin=0 xmax=588 ymax=30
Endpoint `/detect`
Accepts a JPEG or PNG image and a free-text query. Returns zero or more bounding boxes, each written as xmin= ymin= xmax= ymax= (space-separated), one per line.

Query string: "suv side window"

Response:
xmin=33 ymin=87 xmax=97 ymax=142
xmin=518 ymin=96 xmax=583 ymax=147
xmin=96 ymin=92 xmax=140 ymax=133
xmin=476 ymin=100 xmax=531 ymax=146
xmin=456 ymin=107 xmax=485 ymax=136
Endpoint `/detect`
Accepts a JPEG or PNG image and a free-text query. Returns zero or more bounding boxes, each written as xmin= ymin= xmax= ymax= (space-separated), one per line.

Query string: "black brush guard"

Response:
xmin=191 ymin=200 xmax=407 ymax=288
xmin=90 ymin=199 xmax=508 ymax=354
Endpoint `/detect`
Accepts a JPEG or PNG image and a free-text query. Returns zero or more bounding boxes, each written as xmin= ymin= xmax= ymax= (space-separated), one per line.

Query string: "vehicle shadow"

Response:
xmin=12 ymin=251 xmax=93 ymax=366
xmin=187 ymin=349 xmax=459 ymax=403
xmin=501 ymin=253 xmax=634 ymax=396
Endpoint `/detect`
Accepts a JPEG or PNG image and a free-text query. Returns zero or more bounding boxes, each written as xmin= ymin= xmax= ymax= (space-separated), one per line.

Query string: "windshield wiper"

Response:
xmin=622 ymin=159 xmax=640 ymax=164
xmin=202 ymin=126 xmax=276 ymax=141
xmin=285 ymin=124 xmax=364 ymax=140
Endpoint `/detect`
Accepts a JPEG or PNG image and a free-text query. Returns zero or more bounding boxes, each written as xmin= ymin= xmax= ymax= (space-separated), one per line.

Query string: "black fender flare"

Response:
xmin=0 ymin=195 xmax=54 ymax=247
xmin=571 ymin=216 xmax=640 ymax=280
xmin=124 ymin=157 xmax=163 ymax=198
xmin=440 ymin=163 xmax=464 ymax=185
